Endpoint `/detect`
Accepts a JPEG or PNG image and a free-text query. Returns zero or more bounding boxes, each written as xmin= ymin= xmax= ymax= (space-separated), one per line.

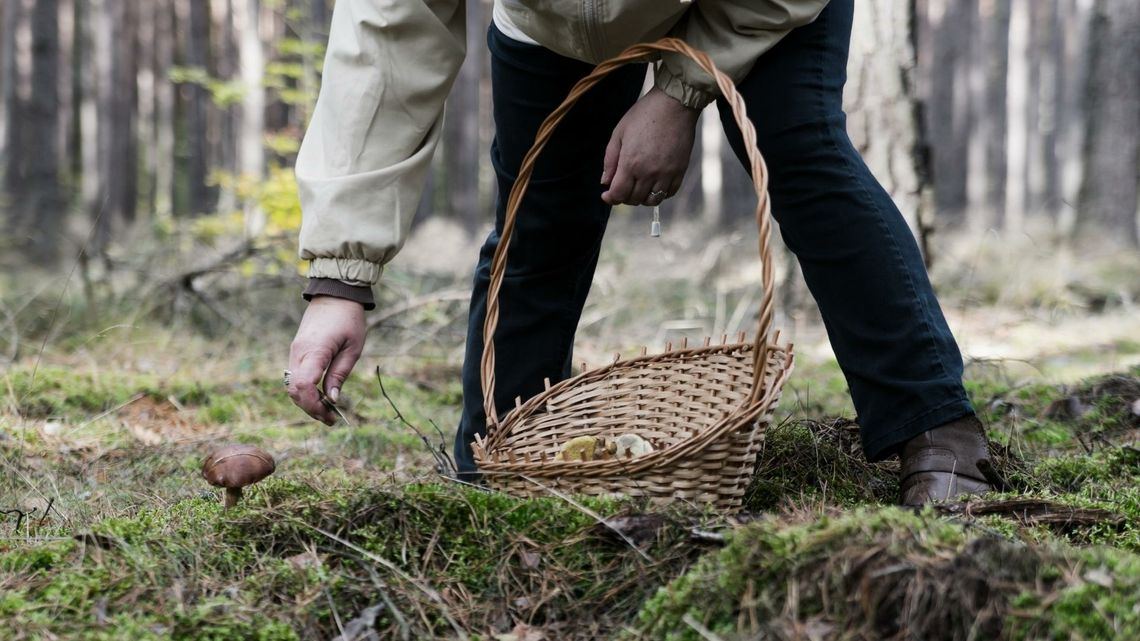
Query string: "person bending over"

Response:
xmin=284 ymin=0 xmax=995 ymax=506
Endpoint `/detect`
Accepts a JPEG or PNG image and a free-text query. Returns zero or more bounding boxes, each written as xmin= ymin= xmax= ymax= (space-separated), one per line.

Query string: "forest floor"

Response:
xmin=2 ymin=224 xmax=1140 ymax=640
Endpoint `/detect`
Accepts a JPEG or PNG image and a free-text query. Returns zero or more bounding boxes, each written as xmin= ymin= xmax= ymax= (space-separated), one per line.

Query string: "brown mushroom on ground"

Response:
xmin=201 ymin=445 xmax=276 ymax=508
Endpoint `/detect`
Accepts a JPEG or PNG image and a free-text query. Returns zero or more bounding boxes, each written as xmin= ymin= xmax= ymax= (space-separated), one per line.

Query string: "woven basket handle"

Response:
xmin=481 ymin=38 xmax=777 ymax=427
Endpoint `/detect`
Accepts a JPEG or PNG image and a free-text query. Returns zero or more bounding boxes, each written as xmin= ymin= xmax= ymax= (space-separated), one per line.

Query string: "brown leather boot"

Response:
xmin=899 ymin=415 xmax=994 ymax=506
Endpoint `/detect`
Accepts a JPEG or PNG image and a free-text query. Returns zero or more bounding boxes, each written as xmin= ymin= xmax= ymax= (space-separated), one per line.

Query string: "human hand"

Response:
xmin=286 ymin=296 xmax=365 ymax=425
xmin=601 ymin=87 xmax=700 ymax=207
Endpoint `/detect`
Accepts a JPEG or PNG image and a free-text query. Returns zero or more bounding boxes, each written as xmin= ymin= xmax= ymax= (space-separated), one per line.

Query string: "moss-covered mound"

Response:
xmin=628 ymin=508 xmax=1140 ymax=641
xmin=0 ymin=479 xmax=703 ymax=640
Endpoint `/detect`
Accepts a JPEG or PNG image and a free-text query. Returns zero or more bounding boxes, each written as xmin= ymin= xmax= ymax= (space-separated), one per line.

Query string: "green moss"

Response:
xmin=5 ymin=366 xmax=154 ymax=419
xmin=744 ymin=420 xmax=897 ymax=511
xmin=629 ymin=508 xmax=1140 ymax=641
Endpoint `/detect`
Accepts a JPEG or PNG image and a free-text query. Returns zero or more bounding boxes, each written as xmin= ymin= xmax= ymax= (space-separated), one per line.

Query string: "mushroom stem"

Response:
xmin=224 ymin=487 xmax=243 ymax=508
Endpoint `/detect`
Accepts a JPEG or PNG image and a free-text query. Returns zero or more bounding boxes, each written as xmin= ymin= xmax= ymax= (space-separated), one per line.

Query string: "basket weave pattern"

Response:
xmin=472 ymin=39 xmax=795 ymax=510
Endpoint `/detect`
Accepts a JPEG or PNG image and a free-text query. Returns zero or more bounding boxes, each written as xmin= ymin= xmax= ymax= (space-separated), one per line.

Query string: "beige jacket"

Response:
xmin=297 ymin=0 xmax=829 ymax=286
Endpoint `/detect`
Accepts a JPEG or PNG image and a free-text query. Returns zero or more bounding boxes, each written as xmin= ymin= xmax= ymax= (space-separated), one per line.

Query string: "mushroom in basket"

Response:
xmin=554 ymin=433 xmax=654 ymax=462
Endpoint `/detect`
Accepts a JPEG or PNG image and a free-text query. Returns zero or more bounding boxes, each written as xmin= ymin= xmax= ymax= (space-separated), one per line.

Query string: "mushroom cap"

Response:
xmin=613 ymin=433 xmax=654 ymax=458
xmin=201 ymin=444 xmax=276 ymax=488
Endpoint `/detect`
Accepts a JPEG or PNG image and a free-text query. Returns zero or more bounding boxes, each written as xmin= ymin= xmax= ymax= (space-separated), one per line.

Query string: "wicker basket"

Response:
xmin=471 ymin=39 xmax=794 ymax=511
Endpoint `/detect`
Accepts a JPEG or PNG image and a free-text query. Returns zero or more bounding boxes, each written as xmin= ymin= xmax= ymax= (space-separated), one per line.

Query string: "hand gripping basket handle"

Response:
xmin=481 ymin=38 xmax=777 ymax=427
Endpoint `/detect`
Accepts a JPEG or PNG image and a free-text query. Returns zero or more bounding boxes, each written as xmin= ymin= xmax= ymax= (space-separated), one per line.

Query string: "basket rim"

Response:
xmin=474 ymin=339 xmax=794 ymax=475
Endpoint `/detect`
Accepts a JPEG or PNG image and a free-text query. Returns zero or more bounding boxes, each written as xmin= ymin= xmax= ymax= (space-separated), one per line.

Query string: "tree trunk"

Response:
xmin=179 ymin=0 xmax=213 ymax=216
xmin=846 ymin=0 xmax=929 ymax=243
xmin=975 ymin=0 xmax=1010 ymax=227
xmin=1002 ymin=0 xmax=1031 ymax=233
xmin=921 ymin=0 xmax=974 ymax=227
xmin=238 ymin=0 xmax=265 ymax=236
xmin=4 ymin=0 xmax=65 ymax=262
xmin=1035 ymin=0 xmax=1062 ymax=221
xmin=57 ymin=0 xmax=74 ymax=182
xmin=1056 ymin=0 xmax=1093 ymax=236
xmin=717 ymin=123 xmax=754 ymax=228
xmin=444 ymin=0 xmax=483 ymax=233
xmin=1078 ymin=0 xmax=1140 ymax=245
xmin=0 ymin=0 xmax=17 ymax=162
xmin=211 ymin=0 xmax=238 ymax=216
xmin=154 ymin=0 xmax=175 ymax=220
xmin=137 ymin=0 xmax=157 ymax=217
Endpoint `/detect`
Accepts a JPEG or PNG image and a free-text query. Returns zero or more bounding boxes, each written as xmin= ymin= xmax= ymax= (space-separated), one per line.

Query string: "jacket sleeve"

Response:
xmin=296 ymin=0 xmax=466 ymax=287
xmin=655 ymin=0 xmax=830 ymax=109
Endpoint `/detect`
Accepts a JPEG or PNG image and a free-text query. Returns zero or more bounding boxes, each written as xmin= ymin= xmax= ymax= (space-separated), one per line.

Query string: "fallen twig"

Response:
xmin=933 ymin=498 xmax=1124 ymax=531
xmin=682 ymin=613 xmax=726 ymax=641
xmin=375 ymin=367 xmax=456 ymax=476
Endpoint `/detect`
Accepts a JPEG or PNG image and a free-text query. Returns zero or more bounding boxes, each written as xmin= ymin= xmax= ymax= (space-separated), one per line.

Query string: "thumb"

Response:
xmin=323 ymin=345 xmax=362 ymax=404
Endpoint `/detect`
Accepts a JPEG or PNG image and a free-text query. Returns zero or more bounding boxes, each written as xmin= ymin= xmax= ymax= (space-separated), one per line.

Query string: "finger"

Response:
xmin=602 ymin=161 xmax=634 ymax=205
xmin=602 ymin=134 xmax=621 ymax=186
xmin=627 ymin=177 xmax=657 ymax=207
xmin=288 ymin=347 xmax=336 ymax=425
xmin=323 ymin=344 xmax=362 ymax=407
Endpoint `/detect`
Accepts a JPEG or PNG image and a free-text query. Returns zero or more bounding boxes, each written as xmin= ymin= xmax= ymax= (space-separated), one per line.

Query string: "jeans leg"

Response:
xmin=718 ymin=0 xmax=973 ymax=461
xmin=453 ymin=24 xmax=646 ymax=476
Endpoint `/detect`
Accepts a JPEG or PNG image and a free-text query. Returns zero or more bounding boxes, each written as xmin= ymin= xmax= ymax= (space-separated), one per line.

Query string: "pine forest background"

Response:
xmin=0 ymin=0 xmax=1138 ymax=347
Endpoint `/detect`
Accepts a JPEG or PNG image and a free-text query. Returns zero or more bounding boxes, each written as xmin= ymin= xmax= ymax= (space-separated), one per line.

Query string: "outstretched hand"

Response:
xmin=601 ymin=87 xmax=700 ymax=207
xmin=287 ymin=296 xmax=365 ymax=425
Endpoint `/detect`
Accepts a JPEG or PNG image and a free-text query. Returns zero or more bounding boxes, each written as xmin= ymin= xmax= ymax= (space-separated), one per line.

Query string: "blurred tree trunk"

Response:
xmin=88 ymin=0 xmax=138 ymax=254
xmin=1034 ymin=0 xmax=1061 ymax=220
xmin=178 ymin=0 xmax=213 ymax=216
xmin=1078 ymin=0 xmax=1140 ymax=245
xmin=670 ymin=118 xmax=702 ymax=220
xmin=154 ymin=0 xmax=175 ymax=220
xmin=1056 ymin=0 xmax=1093 ymax=236
xmin=974 ymin=0 xmax=1009 ymax=227
xmin=847 ymin=0 xmax=930 ymax=249
xmin=1003 ymin=0 xmax=1031 ymax=232
xmin=137 ymin=0 xmax=158 ymax=217
xmin=310 ymin=0 xmax=329 ymax=36
xmin=718 ymin=129 xmax=754 ymax=227
xmin=58 ymin=0 xmax=74 ymax=182
xmin=238 ymin=0 xmax=265 ymax=236
xmin=443 ymin=0 xmax=484 ymax=232
xmin=920 ymin=0 xmax=974 ymax=228
xmin=4 ymin=0 xmax=65 ymax=262
xmin=212 ymin=0 xmax=238 ymax=216
xmin=0 ymin=0 xmax=17 ymax=167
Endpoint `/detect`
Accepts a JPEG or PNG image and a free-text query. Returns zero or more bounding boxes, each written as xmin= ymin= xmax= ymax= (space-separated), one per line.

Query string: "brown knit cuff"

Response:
xmin=303 ymin=278 xmax=376 ymax=310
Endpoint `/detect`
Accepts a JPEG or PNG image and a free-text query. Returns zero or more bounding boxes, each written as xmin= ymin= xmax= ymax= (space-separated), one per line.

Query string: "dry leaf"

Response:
xmin=1084 ymin=568 xmax=1114 ymax=588
xmin=495 ymin=623 xmax=545 ymax=641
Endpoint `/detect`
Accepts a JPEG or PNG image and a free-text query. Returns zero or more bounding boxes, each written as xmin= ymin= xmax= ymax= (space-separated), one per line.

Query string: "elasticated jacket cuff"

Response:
xmin=654 ymin=62 xmax=717 ymax=110
xmin=306 ymin=257 xmax=384 ymax=287
xmin=303 ymin=278 xmax=376 ymax=310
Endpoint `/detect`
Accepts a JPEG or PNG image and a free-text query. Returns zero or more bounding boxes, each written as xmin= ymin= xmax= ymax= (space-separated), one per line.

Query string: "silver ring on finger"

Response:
xmin=647 ymin=190 xmax=668 ymax=206
xmin=283 ymin=369 xmax=293 ymax=388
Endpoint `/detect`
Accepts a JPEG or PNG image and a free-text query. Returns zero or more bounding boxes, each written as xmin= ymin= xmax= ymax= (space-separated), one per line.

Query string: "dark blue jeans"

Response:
xmin=454 ymin=0 xmax=974 ymax=476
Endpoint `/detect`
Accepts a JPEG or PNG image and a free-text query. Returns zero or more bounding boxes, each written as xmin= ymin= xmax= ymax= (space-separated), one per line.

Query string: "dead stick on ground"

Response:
xmin=302 ymin=521 xmax=469 ymax=640
xmin=78 ymin=392 xmax=147 ymax=428
xmin=363 ymin=565 xmax=411 ymax=641
xmin=682 ymin=613 xmax=727 ymax=641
